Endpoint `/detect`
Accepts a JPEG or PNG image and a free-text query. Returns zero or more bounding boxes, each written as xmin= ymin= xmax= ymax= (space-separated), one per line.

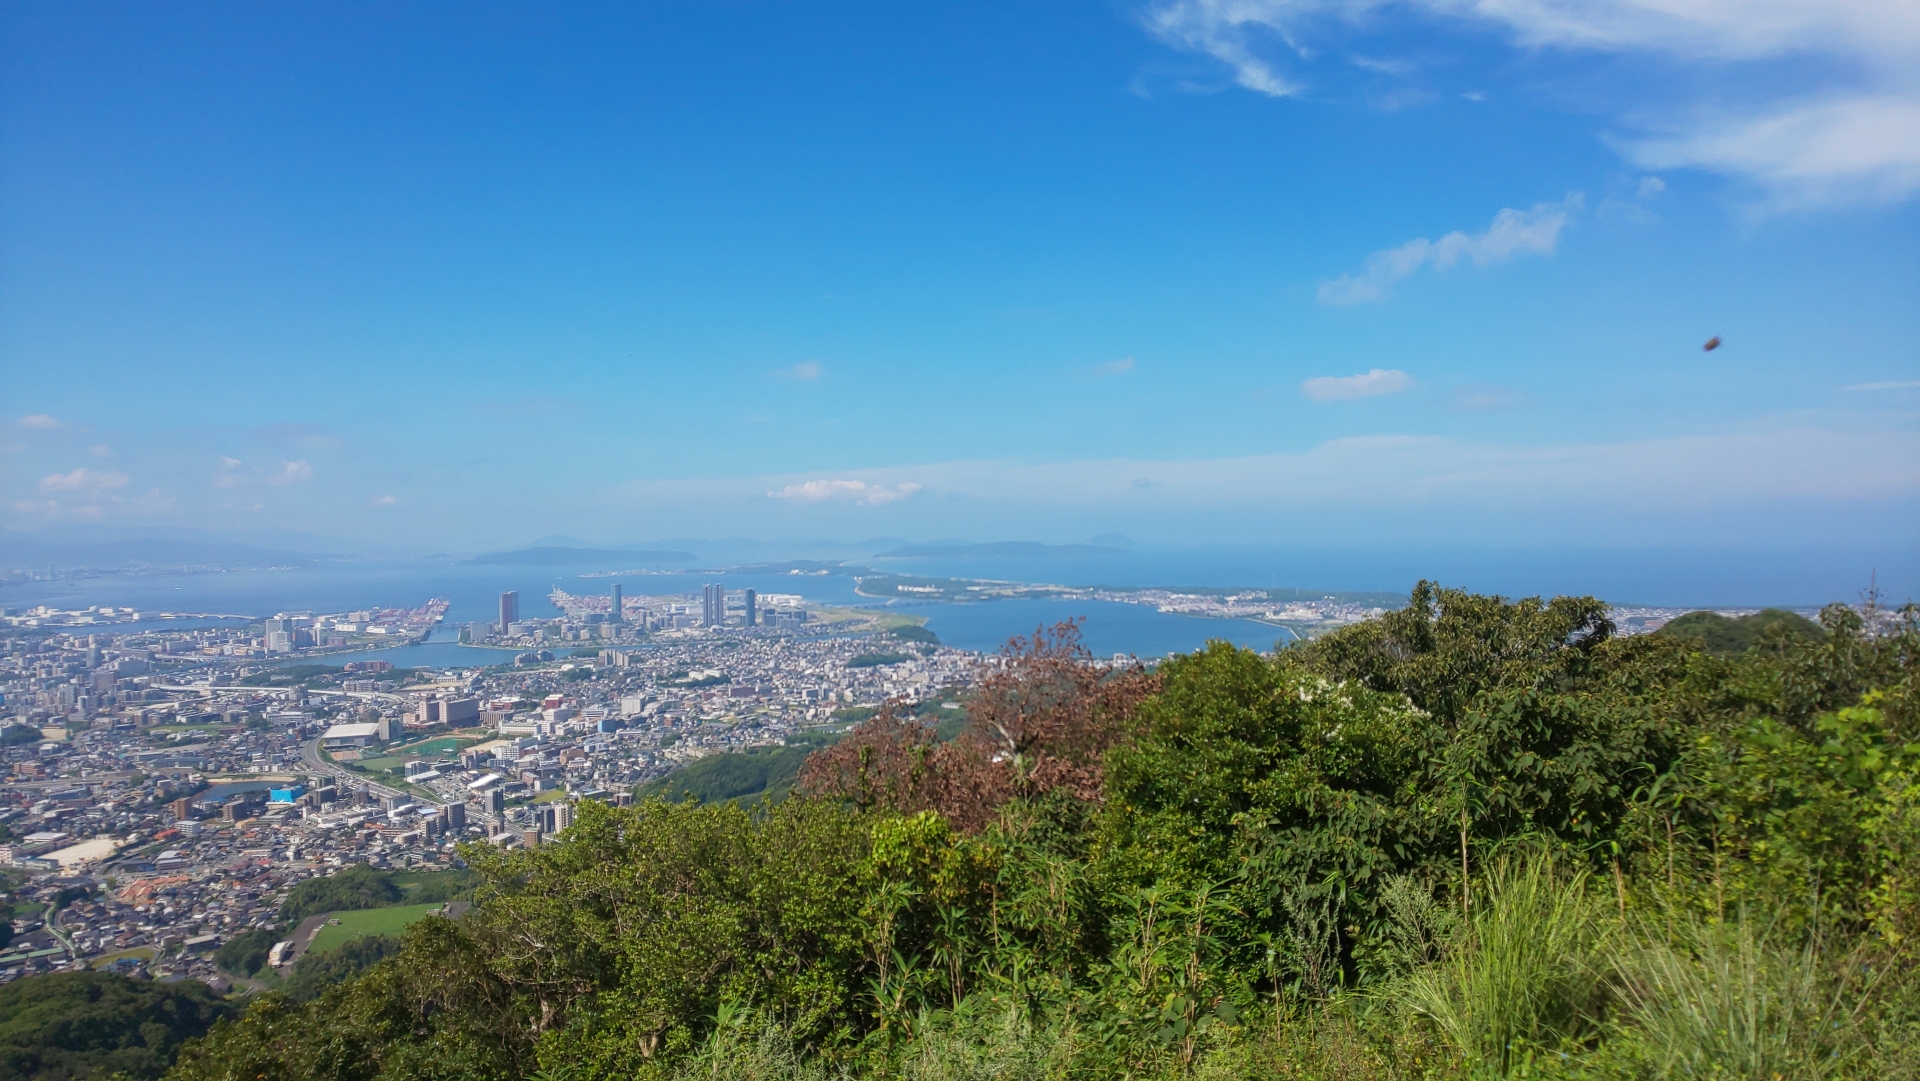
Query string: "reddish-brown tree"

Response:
xmin=797 ymin=620 xmax=1161 ymax=830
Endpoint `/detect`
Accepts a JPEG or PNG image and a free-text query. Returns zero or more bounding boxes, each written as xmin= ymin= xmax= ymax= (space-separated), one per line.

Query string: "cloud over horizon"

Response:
xmin=39 ymin=468 xmax=129 ymax=492
xmin=1302 ymin=369 xmax=1415 ymax=401
xmin=767 ymin=478 xmax=923 ymax=506
xmin=604 ymin=424 xmax=1920 ymax=551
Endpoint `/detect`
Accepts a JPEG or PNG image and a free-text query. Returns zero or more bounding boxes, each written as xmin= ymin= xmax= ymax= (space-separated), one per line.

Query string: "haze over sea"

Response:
xmin=6 ymin=539 xmax=1909 ymax=663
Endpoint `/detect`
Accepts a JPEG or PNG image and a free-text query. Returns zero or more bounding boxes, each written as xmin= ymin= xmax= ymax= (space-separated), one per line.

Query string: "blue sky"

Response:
xmin=2 ymin=0 xmax=1916 ymax=567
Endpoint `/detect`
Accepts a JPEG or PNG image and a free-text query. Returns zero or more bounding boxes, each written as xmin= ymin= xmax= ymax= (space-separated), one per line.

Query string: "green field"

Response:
xmin=306 ymin=903 xmax=447 ymax=955
xmin=355 ymin=735 xmax=486 ymax=775
xmin=387 ymin=736 xmax=477 ymax=758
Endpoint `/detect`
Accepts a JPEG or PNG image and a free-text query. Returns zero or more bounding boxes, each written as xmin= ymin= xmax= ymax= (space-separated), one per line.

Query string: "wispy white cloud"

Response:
xmin=767 ymin=479 xmax=922 ymax=506
xmin=1143 ymin=0 xmax=1304 ymax=96
xmin=1094 ymin=356 xmax=1137 ymax=376
xmin=18 ymin=414 xmax=60 ymax=430
xmin=1844 ymin=379 xmax=1920 ymax=391
xmin=1142 ymin=0 xmax=1920 ymax=206
xmin=39 ymin=468 xmax=129 ymax=492
xmin=269 ymin=460 xmax=314 ymax=486
xmin=1623 ymin=93 xmax=1920 ymax=209
xmin=89 ymin=444 xmax=112 ymax=458
xmin=1320 ymin=197 xmax=1578 ymax=304
xmin=1450 ymin=384 xmax=1527 ymax=411
xmin=1302 ymin=368 xmax=1414 ymax=401
xmin=779 ymin=360 xmax=825 ymax=381
xmin=212 ymin=457 xmax=313 ymax=488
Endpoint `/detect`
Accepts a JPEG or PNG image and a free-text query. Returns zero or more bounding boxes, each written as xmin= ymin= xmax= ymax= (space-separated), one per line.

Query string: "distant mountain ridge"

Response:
xmin=875 ymin=541 xmax=1125 ymax=560
xmin=465 ymin=545 xmax=695 ymax=566
xmin=0 ymin=537 xmax=322 ymax=570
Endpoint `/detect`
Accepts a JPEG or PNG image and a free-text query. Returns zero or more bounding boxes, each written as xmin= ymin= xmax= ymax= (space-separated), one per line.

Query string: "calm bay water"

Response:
xmin=913 ymin=598 xmax=1293 ymax=657
xmin=4 ymin=562 xmax=1290 ymax=664
xmin=5 ymin=541 xmax=1907 ymax=669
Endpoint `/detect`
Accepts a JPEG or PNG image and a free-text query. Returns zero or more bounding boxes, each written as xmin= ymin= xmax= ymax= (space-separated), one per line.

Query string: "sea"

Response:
xmin=1 ymin=560 xmax=1291 ymax=663
xmin=3 ymin=543 xmax=1908 ymax=667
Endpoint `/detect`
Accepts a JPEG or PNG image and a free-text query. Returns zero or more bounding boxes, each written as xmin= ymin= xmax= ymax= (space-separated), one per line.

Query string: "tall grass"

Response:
xmin=899 ymin=1005 xmax=1077 ymax=1081
xmin=678 ymin=1024 xmax=831 ymax=1081
xmin=1613 ymin=917 xmax=1873 ymax=1080
xmin=674 ymin=1004 xmax=1078 ymax=1081
xmin=1395 ymin=853 xmax=1611 ymax=1077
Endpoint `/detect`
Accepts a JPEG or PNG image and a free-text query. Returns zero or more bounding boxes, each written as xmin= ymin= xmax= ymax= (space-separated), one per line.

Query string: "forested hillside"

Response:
xmin=160 ymin=585 xmax=1919 ymax=1081
xmin=0 ymin=972 xmax=233 ymax=1081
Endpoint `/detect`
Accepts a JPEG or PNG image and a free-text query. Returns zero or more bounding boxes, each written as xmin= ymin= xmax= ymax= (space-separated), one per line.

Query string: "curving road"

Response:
xmin=300 ymin=735 xmax=403 ymax=801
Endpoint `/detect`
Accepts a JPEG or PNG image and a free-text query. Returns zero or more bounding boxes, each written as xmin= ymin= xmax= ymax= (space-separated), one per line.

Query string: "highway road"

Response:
xmin=300 ymin=734 xmax=404 ymax=801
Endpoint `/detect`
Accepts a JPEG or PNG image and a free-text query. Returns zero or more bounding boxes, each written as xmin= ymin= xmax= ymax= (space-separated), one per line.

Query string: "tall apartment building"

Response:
xmin=745 ymin=588 xmax=757 ymax=627
xmin=702 ymin=583 xmax=725 ymax=627
xmin=609 ymin=583 xmax=624 ymax=624
xmin=498 ymin=591 xmax=519 ymax=634
xmin=538 ymin=802 xmax=573 ymax=835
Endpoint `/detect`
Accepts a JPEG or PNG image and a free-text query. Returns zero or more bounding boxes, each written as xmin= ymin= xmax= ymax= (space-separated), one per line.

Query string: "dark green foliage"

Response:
xmin=214 ymin=927 xmax=280 ymax=977
xmin=54 ymin=887 xmax=93 ymax=912
xmin=562 ymin=667 xmax=595 ymax=682
xmin=889 ymin=625 xmax=940 ymax=645
xmin=1659 ymin=607 xmax=1824 ymax=655
xmin=846 ymin=652 xmax=912 ymax=668
xmin=0 ymin=724 xmax=39 ymax=747
xmin=157 ymin=586 xmax=1920 ymax=1081
xmin=169 ymin=917 xmax=530 ymax=1081
xmin=1099 ymin=642 xmax=1437 ymax=978
xmin=634 ymin=743 xmax=821 ymax=805
xmin=282 ymin=935 xmax=402 ymax=1003
xmin=279 ymin=864 xmax=403 ymax=923
xmin=933 ymin=710 xmax=969 ymax=742
xmin=0 ymin=971 xmax=234 ymax=1081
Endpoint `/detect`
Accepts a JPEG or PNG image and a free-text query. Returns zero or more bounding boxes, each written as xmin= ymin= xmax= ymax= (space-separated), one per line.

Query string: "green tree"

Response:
xmin=215 ymin=927 xmax=280 ymax=977
xmin=0 ymin=971 xmax=234 ymax=1081
xmin=280 ymin=865 xmax=403 ymax=922
xmin=1658 ymin=608 xmax=1824 ymax=656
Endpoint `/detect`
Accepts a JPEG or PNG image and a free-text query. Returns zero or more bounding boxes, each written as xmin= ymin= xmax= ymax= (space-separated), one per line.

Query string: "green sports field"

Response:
xmin=306 ymin=903 xmax=447 ymax=955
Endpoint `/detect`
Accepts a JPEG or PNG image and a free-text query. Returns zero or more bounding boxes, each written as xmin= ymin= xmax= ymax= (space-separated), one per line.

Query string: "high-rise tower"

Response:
xmin=744 ymin=589 xmax=756 ymax=627
xmin=609 ymin=583 xmax=624 ymax=624
xmin=499 ymin=591 xmax=520 ymax=634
